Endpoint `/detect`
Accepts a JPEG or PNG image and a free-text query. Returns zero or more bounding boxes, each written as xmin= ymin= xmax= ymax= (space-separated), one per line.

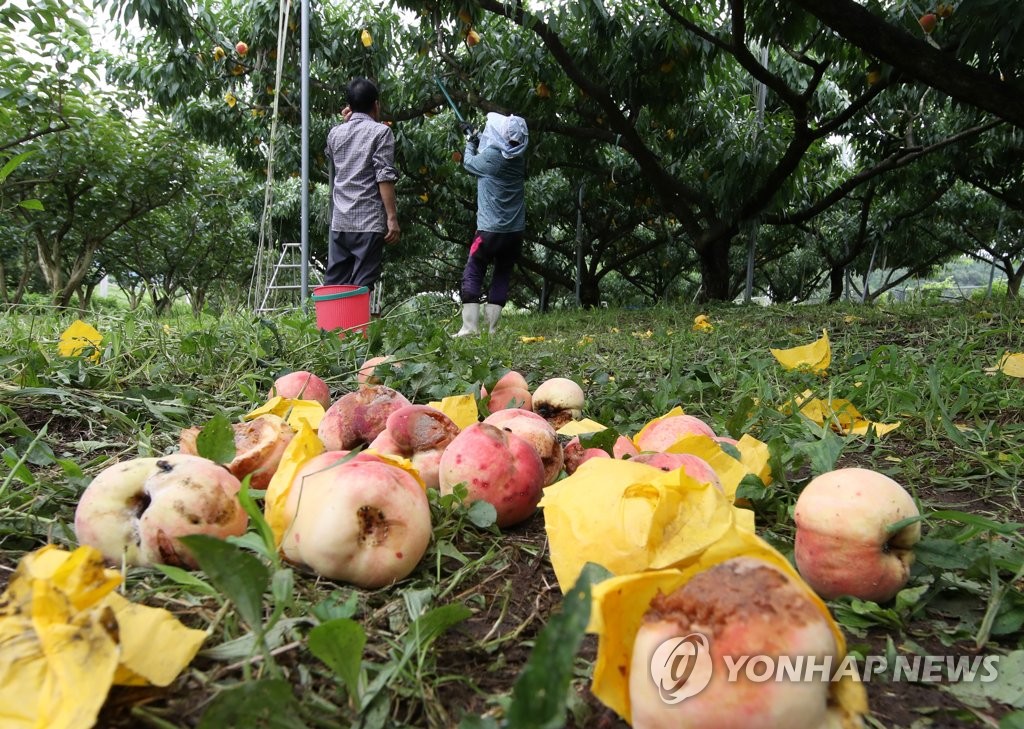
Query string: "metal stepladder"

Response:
xmin=256 ymin=242 xmax=323 ymax=314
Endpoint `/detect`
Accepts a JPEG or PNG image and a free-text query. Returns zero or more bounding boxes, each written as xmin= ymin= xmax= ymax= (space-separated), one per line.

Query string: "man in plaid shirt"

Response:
xmin=325 ymin=78 xmax=400 ymax=301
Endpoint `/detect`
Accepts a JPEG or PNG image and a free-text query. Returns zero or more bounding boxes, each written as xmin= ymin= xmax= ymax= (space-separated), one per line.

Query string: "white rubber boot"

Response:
xmin=454 ymin=303 xmax=480 ymax=337
xmin=483 ymin=303 xmax=503 ymax=333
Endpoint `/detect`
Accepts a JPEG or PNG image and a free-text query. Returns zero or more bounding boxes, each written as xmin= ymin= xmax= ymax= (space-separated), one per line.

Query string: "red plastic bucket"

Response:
xmin=311 ymin=285 xmax=370 ymax=335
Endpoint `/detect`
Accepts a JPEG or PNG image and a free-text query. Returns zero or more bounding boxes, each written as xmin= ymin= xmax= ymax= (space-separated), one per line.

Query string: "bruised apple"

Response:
xmin=562 ymin=436 xmax=610 ymax=475
xmin=179 ymin=414 xmax=294 ymax=489
xmin=270 ymin=370 xmax=331 ymax=409
xmin=483 ymin=408 xmax=563 ymax=486
xmin=368 ymin=404 xmax=460 ymax=488
xmin=281 ymin=452 xmax=431 ymax=588
xmin=74 ymin=454 xmax=248 ymax=568
xmin=532 ymin=377 xmax=584 ymax=428
xmin=634 ymin=414 xmax=716 ymax=452
xmin=319 ymin=385 xmax=411 ymax=451
xmin=629 ymin=557 xmax=840 ymax=729
xmin=438 ymin=422 xmax=545 ymax=527
xmin=794 ymin=467 xmax=920 ymax=603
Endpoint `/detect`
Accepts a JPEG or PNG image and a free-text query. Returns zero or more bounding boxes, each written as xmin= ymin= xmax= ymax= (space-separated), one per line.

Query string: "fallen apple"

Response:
xmin=532 ymin=377 xmax=584 ymax=428
xmin=270 ymin=370 xmax=331 ymax=409
xmin=629 ymin=557 xmax=840 ymax=729
xmin=629 ymin=452 xmax=723 ymax=492
xmin=280 ymin=453 xmax=431 ymax=588
xmin=634 ymin=414 xmax=716 ymax=452
xmin=794 ymin=467 xmax=921 ymax=603
xmin=484 ymin=370 xmax=533 ymax=412
xmin=320 ymin=384 xmax=412 ymax=451
xmin=368 ymin=404 xmax=460 ymax=489
xmin=179 ymin=413 xmax=294 ymax=490
xmin=483 ymin=408 xmax=563 ymax=486
xmin=438 ymin=422 xmax=545 ymax=527
xmin=562 ymin=436 xmax=611 ymax=475
xmin=74 ymin=454 xmax=248 ymax=568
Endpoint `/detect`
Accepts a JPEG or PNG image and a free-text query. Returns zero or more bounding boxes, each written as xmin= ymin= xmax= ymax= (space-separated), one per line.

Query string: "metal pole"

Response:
xmin=575 ymin=183 xmax=584 ymax=307
xmin=299 ymin=0 xmax=310 ymax=308
xmin=743 ymin=45 xmax=769 ymax=304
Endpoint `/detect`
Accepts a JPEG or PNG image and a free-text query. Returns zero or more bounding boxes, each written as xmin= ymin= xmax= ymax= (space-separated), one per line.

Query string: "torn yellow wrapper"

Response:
xmin=787 ymin=391 xmax=901 ymax=437
xmin=985 ymin=352 xmax=1024 ymax=378
xmin=58 ymin=320 xmax=103 ymax=363
xmin=539 ymin=458 xmax=752 ymax=592
xmin=692 ymin=314 xmax=714 ymax=332
xmin=425 ymin=394 xmax=479 ymax=430
xmin=556 ymin=418 xmax=608 ymax=436
xmin=771 ymin=328 xmax=831 ymax=373
xmin=0 ymin=545 xmax=206 ymax=729
xmin=246 ymin=396 xmax=326 ymax=431
xmin=264 ymin=422 xmax=324 ymax=547
xmin=588 ymin=528 xmax=866 ymax=726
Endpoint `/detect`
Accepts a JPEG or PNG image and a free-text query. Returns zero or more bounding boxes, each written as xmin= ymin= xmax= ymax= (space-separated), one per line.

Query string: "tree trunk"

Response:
xmin=827 ymin=265 xmax=845 ymax=303
xmin=696 ymin=242 xmax=732 ymax=302
xmin=578 ymin=275 xmax=602 ymax=309
xmin=1007 ymin=267 xmax=1022 ymax=298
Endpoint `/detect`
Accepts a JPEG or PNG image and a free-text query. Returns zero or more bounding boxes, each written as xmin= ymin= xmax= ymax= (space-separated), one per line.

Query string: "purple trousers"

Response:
xmin=460 ymin=230 xmax=523 ymax=306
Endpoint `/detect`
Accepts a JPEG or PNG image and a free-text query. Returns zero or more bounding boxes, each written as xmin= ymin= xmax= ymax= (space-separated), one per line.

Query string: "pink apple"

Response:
xmin=270 ymin=370 xmax=331 ymax=409
xmin=634 ymin=414 xmax=716 ymax=452
xmin=794 ymin=467 xmax=921 ymax=603
xmin=532 ymin=377 xmax=584 ymax=428
xmin=438 ymin=422 xmax=545 ymax=527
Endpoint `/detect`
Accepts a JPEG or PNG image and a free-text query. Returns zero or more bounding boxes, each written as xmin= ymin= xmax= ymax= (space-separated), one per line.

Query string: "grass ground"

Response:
xmin=1 ymin=296 xmax=1022 ymax=728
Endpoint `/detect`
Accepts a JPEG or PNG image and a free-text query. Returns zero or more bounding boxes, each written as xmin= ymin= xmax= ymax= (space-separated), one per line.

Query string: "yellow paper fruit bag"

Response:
xmin=539 ymin=458 xmax=754 ymax=592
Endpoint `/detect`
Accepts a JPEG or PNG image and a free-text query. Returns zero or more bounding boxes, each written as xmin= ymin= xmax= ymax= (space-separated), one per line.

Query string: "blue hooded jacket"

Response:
xmin=463 ymin=113 xmax=529 ymax=233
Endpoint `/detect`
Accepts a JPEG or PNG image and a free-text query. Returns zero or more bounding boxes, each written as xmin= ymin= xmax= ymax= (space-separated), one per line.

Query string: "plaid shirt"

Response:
xmin=325 ymin=113 xmax=399 ymax=233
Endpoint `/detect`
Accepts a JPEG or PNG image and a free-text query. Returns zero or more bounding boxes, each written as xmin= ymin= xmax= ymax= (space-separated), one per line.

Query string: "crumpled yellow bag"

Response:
xmin=587 ymin=528 xmax=867 ymax=726
xmin=0 ymin=545 xmax=206 ymax=729
xmin=785 ymin=390 xmax=901 ymax=437
xmin=771 ymin=329 xmax=831 ymax=373
xmin=245 ymin=396 xmax=325 ymax=431
xmin=425 ymin=394 xmax=479 ymax=430
xmin=57 ymin=320 xmax=103 ymax=363
xmin=539 ymin=458 xmax=755 ymax=592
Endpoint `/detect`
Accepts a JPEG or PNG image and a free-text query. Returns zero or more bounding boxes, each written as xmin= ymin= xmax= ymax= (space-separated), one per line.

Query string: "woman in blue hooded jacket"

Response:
xmin=454 ymin=112 xmax=529 ymax=336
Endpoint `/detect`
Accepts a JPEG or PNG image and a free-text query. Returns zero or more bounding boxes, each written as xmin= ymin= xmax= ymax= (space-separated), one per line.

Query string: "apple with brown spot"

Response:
xmin=74 ymin=454 xmax=248 ymax=568
xmin=281 ymin=452 xmax=431 ymax=588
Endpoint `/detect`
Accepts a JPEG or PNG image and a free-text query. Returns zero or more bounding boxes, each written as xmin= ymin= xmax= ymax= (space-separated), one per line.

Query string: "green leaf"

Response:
xmin=1000 ymin=710 xmax=1024 ymax=729
xmin=467 ymin=499 xmax=497 ymax=528
xmin=505 ymin=562 xmax=612 ymax=729
xmin=311 ymin=591 xmax=359 ymax=622
xmin=196 ymin=411 xmax=237 ymax=464
xmin=18 ymin=198 xmax=44 ymax=211
xmin=197 ymin=678 xmax=308 ymax=729
xmin=914 ymin=538 xmax=975 ymax=570
xmin=798 ymin=426 xmax=845 ymax=475
xmin=179 ymin=534 xmax=269 ymax=630
xmin=153 ymin=563 xmax=219 ymax=596
xmin=578 ymin=427 xmax=622 ymax=454
xmin=0 ymin=149 xmax=35 ymax=183
xmin=307 ymin=618 xmax=367 ymax=702
xmin=408 ymin=603 xmax=472 ymax=648
xmin=237 ymin=476 xmax=277 ymax=560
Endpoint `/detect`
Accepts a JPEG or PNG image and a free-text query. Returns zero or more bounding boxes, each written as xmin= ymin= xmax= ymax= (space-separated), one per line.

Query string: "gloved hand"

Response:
xmin=458 ymin=121 xmax=480 ymax=148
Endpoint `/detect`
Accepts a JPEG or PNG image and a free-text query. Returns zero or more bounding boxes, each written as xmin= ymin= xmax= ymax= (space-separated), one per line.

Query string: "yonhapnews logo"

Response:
xmin=648 ymin=633 xmax=714 ymax=703
xmin=650 ymin=632 xmax=1000 ymax=704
